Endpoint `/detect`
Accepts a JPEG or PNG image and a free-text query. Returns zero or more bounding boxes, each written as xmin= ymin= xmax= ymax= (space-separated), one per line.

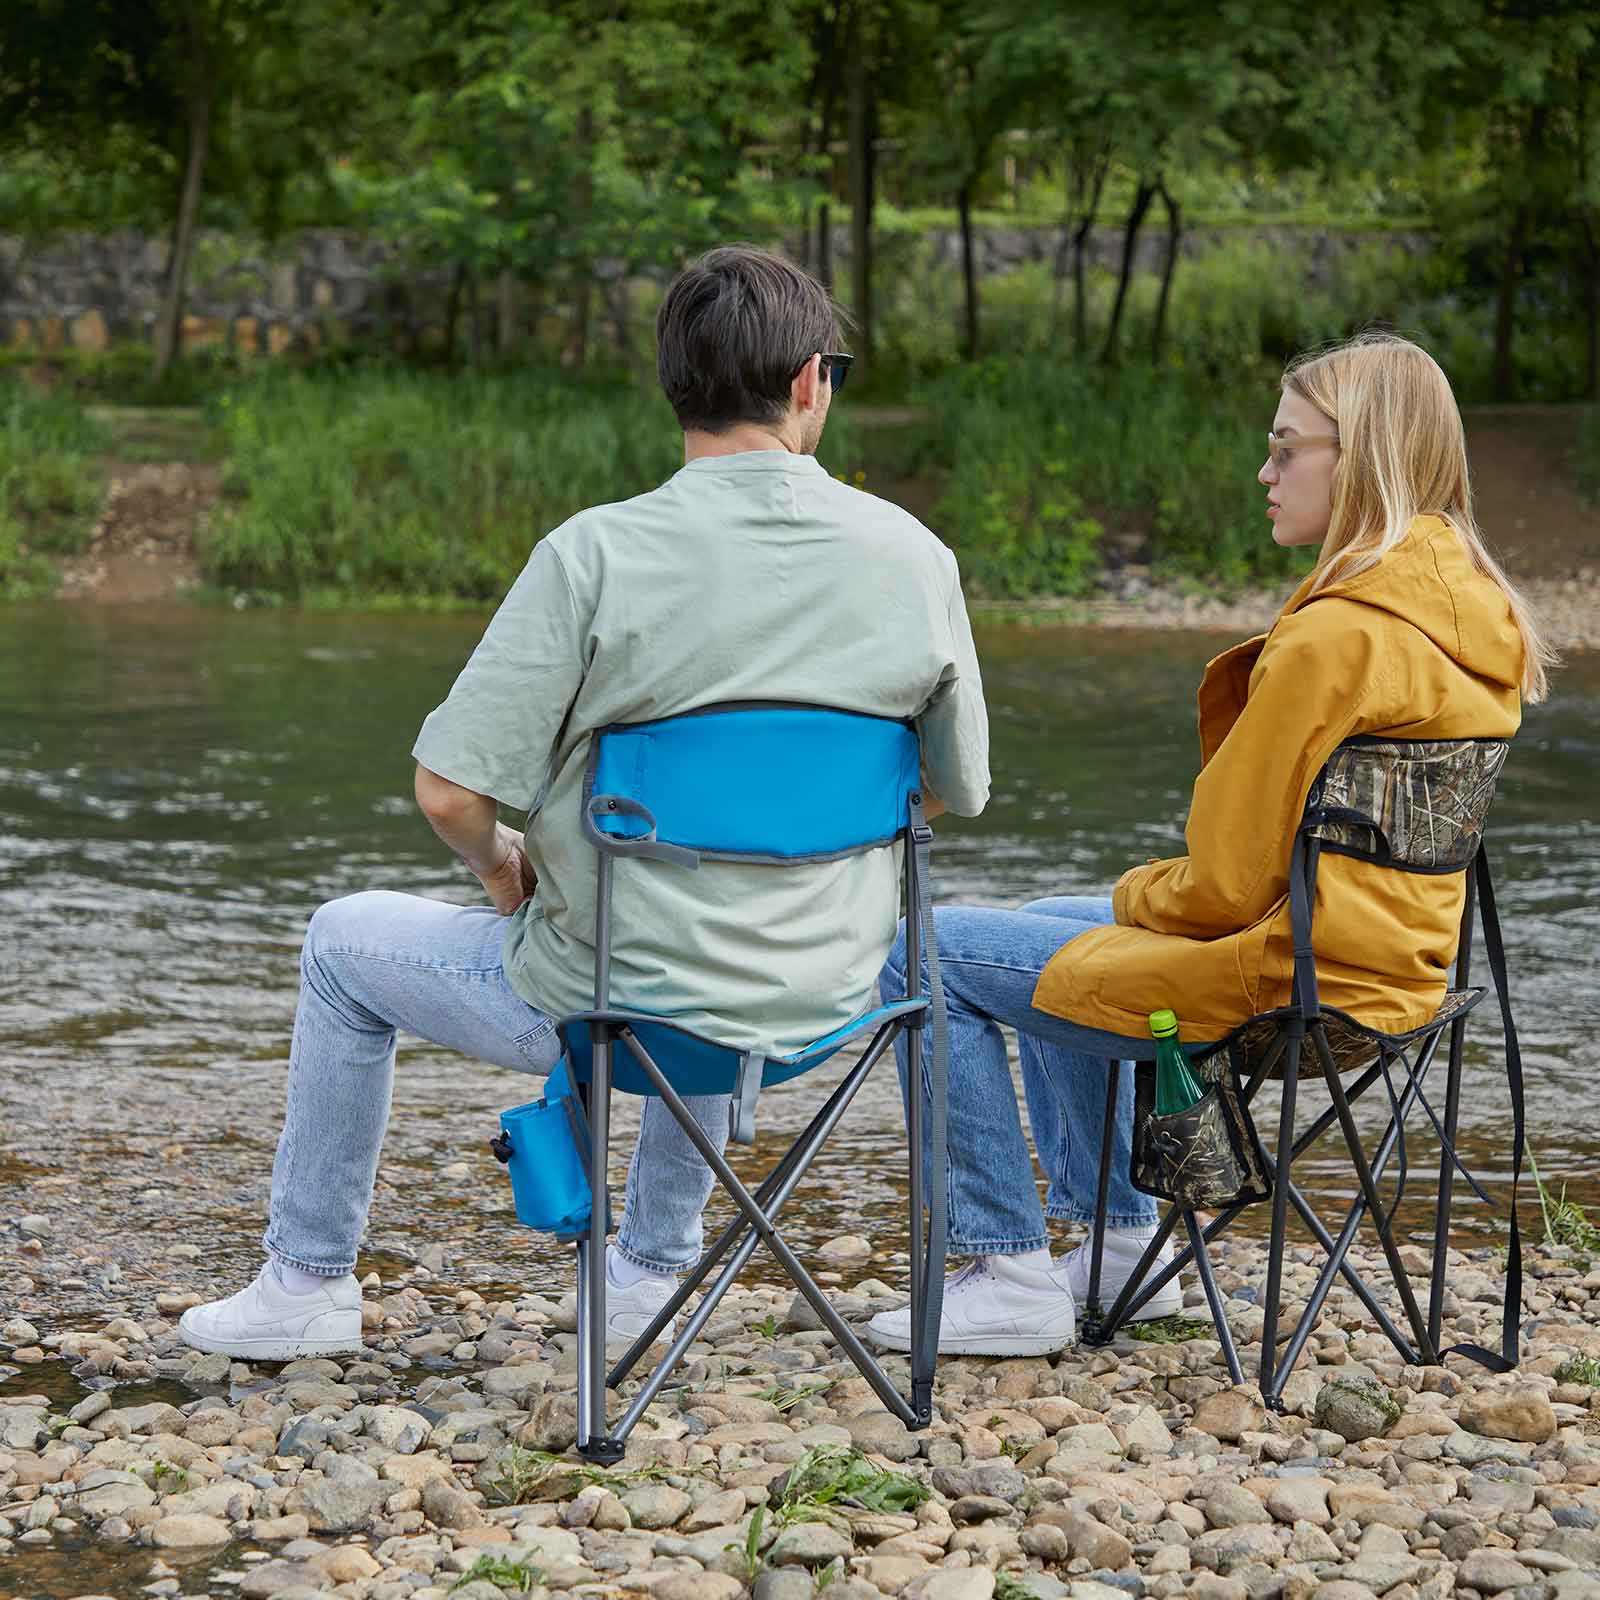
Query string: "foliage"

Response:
xmin=1531 ymin=1148 xmax=1600 ymax=1252
xmin=1556 ymin=1353 xmax=1600 ymax=1387
xmin=924 ymin=356 xmax=1303 ymax=594
xmin=1123 ymin=1313 xmax=1218 ymax=1345
xmin=0 ymin=382 xmax=109 ymax=597
xmin=770 ymin=1446 xmax=929 ymax=1531
xmin=759 ymin=1381 xmax=833 ymax=1413
xmin=451 ymin=1553 xmax=545 ymax=1592
xmin=481 ymin=1444 xmax=700 ymax=1506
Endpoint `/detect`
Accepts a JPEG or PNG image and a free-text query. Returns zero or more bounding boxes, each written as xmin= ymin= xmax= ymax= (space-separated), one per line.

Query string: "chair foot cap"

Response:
xmin=577 ymin=1437 xmax=626 ymax=1465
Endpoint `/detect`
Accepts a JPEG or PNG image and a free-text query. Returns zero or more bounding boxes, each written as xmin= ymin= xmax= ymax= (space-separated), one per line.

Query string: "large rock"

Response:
xmin=847 ymin=1409 xmax=920 ymax=1462
xmin=150 ymin=1513 xmax=231 ymax=1547
xmin=1458 ymin=1387 xmax=1558 ymax=1444
xmin=365 ymin=1405 xmax=429 ymax=1452
xmin=1456 ymin=1551 xmax=1536 ymax=1591
xmin=422 ymin=1475 xmax=484 ymax=1529
xmin=161 ymin=1480 xmax=257 ymax=1521
xmin=285 ymin=1462 xmax=384 ymax=1532
xmin=1312 ymin=1379 xmax=1400 ymax=1443
xmin=0 ymin=1408 xmax=47 ymax=1451
xmin=1206 ymin=1485 xmax=1273 ymax=1529
xmin=74 ymin=1469 xmax=157 ymax=1520
xmin=768 ymin=1520 xmax=854 ymax=1566
xmin=1191 ymin=1389 xmax=1266 ymax=1443
xmin=621 ymin=1483 xmax=692 ymax=1529
xmin=906 ymin=1571 xmax=996 ymax=1600
xmin=106 ymin=1401 xmax=185 ymax=1439
xmin=520 ymin=1391 xmax=579 ymax=1452
xmin=653 ymin=1576 xmax=747 ymax=1600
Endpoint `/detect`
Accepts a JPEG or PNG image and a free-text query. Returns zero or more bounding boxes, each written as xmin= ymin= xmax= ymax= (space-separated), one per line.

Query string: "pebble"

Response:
xmin=8 ymin=1211 xmax=1600 ymax=1600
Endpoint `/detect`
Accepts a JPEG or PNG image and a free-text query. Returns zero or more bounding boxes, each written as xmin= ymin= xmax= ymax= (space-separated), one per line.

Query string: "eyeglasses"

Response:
xmin=1266 ymin=430 xmax=1339 ymax=468
xmin=796 ymin=352 xmax=853 ymax=393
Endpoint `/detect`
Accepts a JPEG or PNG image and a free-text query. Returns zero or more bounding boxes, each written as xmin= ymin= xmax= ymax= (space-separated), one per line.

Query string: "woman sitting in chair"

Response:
xmin=869 ymin=331 xmax=1553 ymax=1358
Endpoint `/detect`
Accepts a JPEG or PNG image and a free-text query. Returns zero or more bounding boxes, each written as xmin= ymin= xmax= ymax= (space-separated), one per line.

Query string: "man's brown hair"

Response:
xmin=656 ymin=245 xmax=843 ymax=433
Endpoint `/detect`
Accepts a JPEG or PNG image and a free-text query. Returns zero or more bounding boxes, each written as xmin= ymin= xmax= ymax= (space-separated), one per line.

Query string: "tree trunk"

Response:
xmin=1100 ymin=179 xmax=1155 ymax=365
xmin=1491 ymin=105 xmax=1547 ymax=401
xmin=958 ymin=178 xmax=979 ymax=360
xmin=151 ymin=8 xmax=214 ymax=382
xmin=443 ymin=263 xmax=464 ymax=365
xmin=566 ymin=109 xmax=595 ymax=367
xmin=495 ymin=269 xmax=516 ymax=354
xmin=847 ymin=37 xmax=874 ymax=361
xmin=1583 ymin=208 xmax=1600 ymax=402
xmin=1150 ymin=178 xmax=1182 ymax=362
xmin=817 ymin=199 xmax=833 ymax=289
xmin=466 ymin=271 xmax=482 ymax=367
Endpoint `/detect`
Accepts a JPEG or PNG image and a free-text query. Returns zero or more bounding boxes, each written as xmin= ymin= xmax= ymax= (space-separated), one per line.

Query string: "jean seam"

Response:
xmin=266 ymin=1245 xmax=354 ymax=1277
xmin=314 ymin=946 xmax=508 ymax=976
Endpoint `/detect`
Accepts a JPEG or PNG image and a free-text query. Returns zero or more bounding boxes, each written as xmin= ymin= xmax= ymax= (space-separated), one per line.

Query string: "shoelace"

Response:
xmin=943 ymin=1258 xmax=991 ymax=1297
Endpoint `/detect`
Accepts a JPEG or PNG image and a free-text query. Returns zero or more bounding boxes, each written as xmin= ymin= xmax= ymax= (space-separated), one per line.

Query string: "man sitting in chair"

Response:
xmin=178 ymin=244 xmax=991 ymax=1362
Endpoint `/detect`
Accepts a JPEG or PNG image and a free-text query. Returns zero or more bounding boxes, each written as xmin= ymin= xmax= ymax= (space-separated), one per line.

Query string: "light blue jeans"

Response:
xmin=264 ymin=891 xmax=728 ymax=1278
xmin=880 ymin=894 xmax=1169 ymax=1256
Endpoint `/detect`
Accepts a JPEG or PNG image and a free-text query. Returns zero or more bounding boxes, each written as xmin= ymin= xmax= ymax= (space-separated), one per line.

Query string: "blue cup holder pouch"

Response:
xmin=492 ymin=1060 xmax=594 ymax=1238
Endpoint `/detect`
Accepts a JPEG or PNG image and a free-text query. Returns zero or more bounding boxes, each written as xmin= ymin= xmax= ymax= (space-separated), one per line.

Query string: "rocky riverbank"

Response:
xmin=5 ymin=1225 xmax=1600 ymax=1600
xmin=974 ymin=570 xmax=1600 ymax=654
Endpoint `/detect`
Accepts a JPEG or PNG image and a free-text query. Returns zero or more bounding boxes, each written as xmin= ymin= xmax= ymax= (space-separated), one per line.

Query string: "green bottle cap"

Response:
xmin=1149 ymin=1009 xmax=1179 ymax=1037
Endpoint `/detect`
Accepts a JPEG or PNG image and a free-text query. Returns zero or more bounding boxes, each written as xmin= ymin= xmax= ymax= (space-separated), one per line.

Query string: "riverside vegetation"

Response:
xmin=5 ymin=237 xmax=1598 ymax=611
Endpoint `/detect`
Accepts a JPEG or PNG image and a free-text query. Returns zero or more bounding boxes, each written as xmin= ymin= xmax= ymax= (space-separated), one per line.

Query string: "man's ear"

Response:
xmin=791 ymin=352 xmax=822 ymax=413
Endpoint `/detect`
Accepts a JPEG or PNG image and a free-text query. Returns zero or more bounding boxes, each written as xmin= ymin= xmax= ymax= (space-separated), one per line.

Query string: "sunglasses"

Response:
xmin=1266 ymin=429 xmax=1339 ymax=468
xmin=796 ymin=352 xmax=853 ymax=393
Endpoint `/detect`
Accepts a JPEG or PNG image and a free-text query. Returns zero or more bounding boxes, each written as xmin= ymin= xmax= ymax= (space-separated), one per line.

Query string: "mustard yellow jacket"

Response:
xmin=1032 ymin=516 xmax=1524 ymax=1043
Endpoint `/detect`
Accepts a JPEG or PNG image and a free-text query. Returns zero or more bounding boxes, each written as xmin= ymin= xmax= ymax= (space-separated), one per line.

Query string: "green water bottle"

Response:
xmin=1151 ymin=1008 xmax=1206 ymax=1115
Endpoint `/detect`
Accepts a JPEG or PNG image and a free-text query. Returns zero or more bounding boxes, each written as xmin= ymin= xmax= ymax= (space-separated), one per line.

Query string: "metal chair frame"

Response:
xmin=548 ymin=702 xmax=950 ymax=1462
xmin=1078 ymin=737 xmax=1524 ymax=1408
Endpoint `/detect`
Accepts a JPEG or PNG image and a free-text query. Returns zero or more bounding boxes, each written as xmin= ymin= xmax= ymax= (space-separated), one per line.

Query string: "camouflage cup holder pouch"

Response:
xmin=1131 ymin=1053 xmax=1271 ymax=1211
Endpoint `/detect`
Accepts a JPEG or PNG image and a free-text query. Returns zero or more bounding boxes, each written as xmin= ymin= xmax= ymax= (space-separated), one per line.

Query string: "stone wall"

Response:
xmin=0 ymin=223 xmax=1435 ymax=358
xmin=0 ymin=229 xmax=457 ymax=356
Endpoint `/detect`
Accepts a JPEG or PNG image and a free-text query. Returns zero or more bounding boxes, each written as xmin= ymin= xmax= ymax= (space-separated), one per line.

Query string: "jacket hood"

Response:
xmin=1281 ymin=515 xmax=1523 ymax=690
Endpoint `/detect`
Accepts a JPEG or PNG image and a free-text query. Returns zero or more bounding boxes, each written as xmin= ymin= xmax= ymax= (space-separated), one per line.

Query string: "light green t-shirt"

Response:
xmin=412 ymin=449 xmax=990 ymax=1054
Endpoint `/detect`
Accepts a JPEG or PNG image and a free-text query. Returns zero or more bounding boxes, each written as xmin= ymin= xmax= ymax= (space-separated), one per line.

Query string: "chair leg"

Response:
xmin=1081 ymin=1061 xmax=1122 ymax=1333
xmin=1083 ymin=1208 xmax=1181 ymax=1343
xmin=577 ymin=1030 xmax=622 ymax=1464
xmin=620 ymin=1028 xmax=924 ymax=1427
xmin=1430 ymin=1013 xmax=1469 ymax=1349
xmin=1183 ymin=1209 xmax=1244 ymax=1385
xmin=907 ymin=1021 xmax=929 ymax=1395
xmin=1260 ymin=1030 xmax=1300 ymax=1408
xmin=1315 ymin=1031 xmax=1439 ymax=1365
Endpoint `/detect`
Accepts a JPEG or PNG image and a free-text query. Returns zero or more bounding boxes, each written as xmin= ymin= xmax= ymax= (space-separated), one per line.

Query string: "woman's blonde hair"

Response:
xmin=1283 ymin=331 xmax=1553 ymax=702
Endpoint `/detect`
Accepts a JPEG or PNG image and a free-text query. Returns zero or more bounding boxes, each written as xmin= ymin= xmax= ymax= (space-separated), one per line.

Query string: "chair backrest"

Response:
xmin=1306 ymin=736 xmax=1509 ymax=873
xmin=580 ymin=701 xmax=928 ymax=1018
xmin=586 ymin=701 xmax=921 ymax=862
xmin=1287 ymin=734 xmax=1509 ymax=1026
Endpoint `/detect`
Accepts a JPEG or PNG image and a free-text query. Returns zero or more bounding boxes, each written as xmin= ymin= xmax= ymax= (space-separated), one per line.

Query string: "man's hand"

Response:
xmin=475 ymin=822 xmax=538 ymax=915
xmin=415 ymin=763 xmax=536 ymax=915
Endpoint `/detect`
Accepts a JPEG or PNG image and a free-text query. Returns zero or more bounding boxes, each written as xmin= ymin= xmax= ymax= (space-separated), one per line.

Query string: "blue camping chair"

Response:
xmin=518 ymin=702 xmax=950 ymax=1463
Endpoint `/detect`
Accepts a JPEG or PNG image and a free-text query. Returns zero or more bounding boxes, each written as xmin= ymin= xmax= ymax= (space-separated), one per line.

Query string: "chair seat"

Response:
xmin=557 ymin=999 xmax=930 ymax=1100
xmin=1208 ymin=988 xmax=1487 ymax=1080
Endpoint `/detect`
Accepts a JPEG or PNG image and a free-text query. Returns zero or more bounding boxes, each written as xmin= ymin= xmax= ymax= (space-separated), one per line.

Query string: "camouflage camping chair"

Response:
xmin=1077 ymin=736 xmax=1527 ymax=1408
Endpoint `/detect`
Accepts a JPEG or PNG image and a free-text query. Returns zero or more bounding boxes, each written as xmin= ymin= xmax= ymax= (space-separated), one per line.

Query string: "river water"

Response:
xmin=1 ymin=605 xmax=1596 ymax=1300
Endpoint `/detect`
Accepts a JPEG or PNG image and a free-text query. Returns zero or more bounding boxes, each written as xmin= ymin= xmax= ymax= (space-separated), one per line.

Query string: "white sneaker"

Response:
xmin=178 ymin=1264 xmax=363 ymax=1360
xmin=1064 ymin=1230 xmax=1183 ymax=1321
xmin=866 ymin=1255 xmax=1077 ymax=1357
xmin=559 ymin=1246 xmax=680 ymax=1351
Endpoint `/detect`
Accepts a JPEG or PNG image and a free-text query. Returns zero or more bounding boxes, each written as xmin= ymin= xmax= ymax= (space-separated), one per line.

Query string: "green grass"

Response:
xmin=0 ymin=380 xmax=110 ymax=597
xmin=482 ymin=1444 xmax=700 ymax=1506
xmin=1531 ymin=1148 xmax=1600 ymax=1252
xmin=1122 ymin=1313 xmax=1218 ymax=1344
xmin=451 ymin=1553 xmax=545 ymax=1592
xmin=770 ymin=1445 xmax=929 ymax=1532
xmin=1556 ymin=1354 xmax=1600 ymax=1388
